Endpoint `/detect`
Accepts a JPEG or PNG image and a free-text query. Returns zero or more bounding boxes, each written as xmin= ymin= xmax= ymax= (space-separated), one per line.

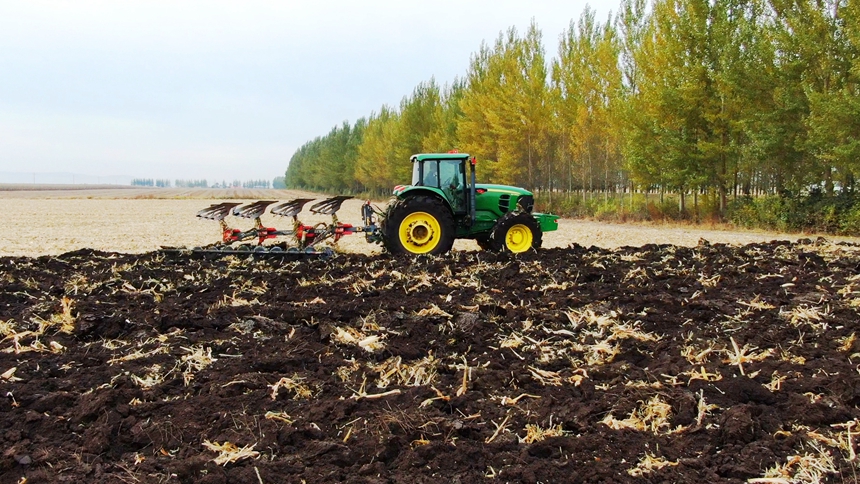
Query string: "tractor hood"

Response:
xmin=474 ymin=184 xmax=533 ymax=196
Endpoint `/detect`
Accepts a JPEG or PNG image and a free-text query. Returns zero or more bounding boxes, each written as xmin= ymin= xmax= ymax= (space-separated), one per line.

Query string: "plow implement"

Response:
xmin=162 ymin=196 xmax=381 ymax=258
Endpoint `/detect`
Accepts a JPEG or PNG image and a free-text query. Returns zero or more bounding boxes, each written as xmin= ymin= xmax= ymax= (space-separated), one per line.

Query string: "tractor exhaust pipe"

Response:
xmin=469 ymin=156 xmax=477 ymax=226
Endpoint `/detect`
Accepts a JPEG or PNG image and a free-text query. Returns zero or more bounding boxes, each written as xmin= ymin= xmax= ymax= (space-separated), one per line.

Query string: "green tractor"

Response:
xmin=375 ymin=152 xmax=559 ymax=255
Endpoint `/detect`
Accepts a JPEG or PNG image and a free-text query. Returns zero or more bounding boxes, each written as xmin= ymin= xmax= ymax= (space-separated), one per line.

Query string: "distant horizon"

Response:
xmin=0 ymin=171 xmax=285 ymax=186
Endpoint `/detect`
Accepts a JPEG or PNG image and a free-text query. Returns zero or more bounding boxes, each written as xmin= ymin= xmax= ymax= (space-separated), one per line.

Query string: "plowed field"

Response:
xmin=2 ymin=240 xmax=860 ymax=483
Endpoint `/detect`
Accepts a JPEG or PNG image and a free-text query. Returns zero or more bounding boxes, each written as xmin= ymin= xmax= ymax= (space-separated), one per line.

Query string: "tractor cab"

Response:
xmin=411 ymin=153 xmax=469 ymax=214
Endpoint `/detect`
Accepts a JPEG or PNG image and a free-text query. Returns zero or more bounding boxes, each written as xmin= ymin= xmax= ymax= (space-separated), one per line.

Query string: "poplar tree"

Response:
xmin=355 ymin=106 xmax=400 ymax=192
xmin=459 ymin=22 xmax=551 ymax=186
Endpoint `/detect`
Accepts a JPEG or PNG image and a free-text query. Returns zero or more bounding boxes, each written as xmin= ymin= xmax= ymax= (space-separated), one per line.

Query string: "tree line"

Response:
xmin=131 ymin=178 xmax=171 ymax=187
xmin=285 ymin=0 xmax=860 ymax=233
xmin=131 ymin=179 xmax=281 ymax=189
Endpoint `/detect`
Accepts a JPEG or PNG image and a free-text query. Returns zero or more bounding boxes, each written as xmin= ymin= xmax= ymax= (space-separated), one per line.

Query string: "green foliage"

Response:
xmin=727 ymin=191 xmax=860 ymax=235
xmin=537 ymin=192 xmax=683 ymax=222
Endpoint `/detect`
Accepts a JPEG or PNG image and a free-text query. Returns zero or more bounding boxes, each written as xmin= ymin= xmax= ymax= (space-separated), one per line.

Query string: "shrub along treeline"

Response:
xmin=285 ymin=0 xmax=860 ymax=235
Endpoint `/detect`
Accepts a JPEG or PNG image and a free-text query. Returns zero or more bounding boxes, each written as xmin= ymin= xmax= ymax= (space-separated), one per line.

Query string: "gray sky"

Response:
xmin=0 ymin=1 xmax=611 ymax=184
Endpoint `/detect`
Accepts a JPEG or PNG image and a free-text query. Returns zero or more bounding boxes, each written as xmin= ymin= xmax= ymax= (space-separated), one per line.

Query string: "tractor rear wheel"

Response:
xmin=490 ymin=212 xmax=542 ymax=253
xmin=382 ymin=195 xmax=455 ymax=255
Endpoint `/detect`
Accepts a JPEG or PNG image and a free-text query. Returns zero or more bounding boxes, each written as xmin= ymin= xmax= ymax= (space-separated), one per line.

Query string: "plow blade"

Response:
xmin=271 ymin=199 xmax=315 ymax=218
xmin=310 ymin=196 xmax=352 ymax=215
xmin=197 ymin=202 xmax=242 ymax=221
xmin=232 ymin=201 xmax=278 ymax=219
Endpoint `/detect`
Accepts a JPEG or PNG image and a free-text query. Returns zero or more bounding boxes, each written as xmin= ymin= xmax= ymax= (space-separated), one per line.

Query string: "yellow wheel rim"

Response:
xmin=505 ymin=224 xmax=533 ymax=253
xmin=399 ymin=212 xmax=441 ymax=254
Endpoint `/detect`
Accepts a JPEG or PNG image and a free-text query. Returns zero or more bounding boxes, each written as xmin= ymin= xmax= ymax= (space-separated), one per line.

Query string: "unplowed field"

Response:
xmin=2 ymin=239 xmax=860 ymax=483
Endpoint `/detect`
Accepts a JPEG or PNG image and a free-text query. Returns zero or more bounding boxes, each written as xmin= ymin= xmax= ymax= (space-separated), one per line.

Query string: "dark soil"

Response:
xmin=2 ymin=239 xmax=860 ymax=483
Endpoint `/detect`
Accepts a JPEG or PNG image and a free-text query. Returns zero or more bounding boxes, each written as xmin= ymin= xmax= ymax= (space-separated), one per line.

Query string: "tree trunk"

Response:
xmin=694 ymin=190 xmax=699 ymax=223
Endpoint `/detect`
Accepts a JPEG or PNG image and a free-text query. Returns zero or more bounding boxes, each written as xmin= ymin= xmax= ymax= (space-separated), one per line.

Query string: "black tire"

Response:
xmin=381 ymin=195 xmax=455 ymax=255
xmin=490 ymin=211 xmax=543 ymax=253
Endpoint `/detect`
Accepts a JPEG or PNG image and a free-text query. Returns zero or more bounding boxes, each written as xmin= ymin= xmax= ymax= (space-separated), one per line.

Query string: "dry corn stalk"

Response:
xmin=582 ymin=340 xmax=621 ymax=365
xmin=528 ymin=366 xmax=563 ymax=386
xmin=131 ymin=365 xmax=164 ymax=389
xmin=420 ymin=386 xmax=451 ymax=407
xmin=485 ymin=413 xmax=512 ymax=444
xmin=269 ymin=375 xmax=313 ymax=400
xmin=564 ymin=308 xmax=617 ymax=330
xmin=800 ymin=420 xmax=860 ymax=462
xmin=51 ymin=297 xmax=76 ymax=334
xmin=499 ymin=333 xmax=525 ymax=349
xmin=626 ymin=453 xmax=679 ymax=476
xmin=609 ymin=323 xmax=660 ymax=342
xmin=202 ymin=440 xmax=259 ymax=465
xmin=456 ymin=356 xmax=470 ymax=397
xmin=368 ymin=354 xmax=438 ymax=388
xmin=831 ymin=420 xmax=858 ymax=461
xmin=739 ymin=295 xmax=776 ymax=310
xmin=695 ymin=390 xmax=718 ymax=427
xmin=765 ymin=372 xmax=788 ymax=392
xmin=681 ymin=366 xmax=722 ymax=385
xmin=724 ymin=337 xmax=772 ymax=376
xmin=416 ymin=304 xmax=453 ymax=318
xmin=411 ymin=435 xmax=431 ymax=447
xmin=31 ymin=297 xmax=76 ymax=335
xmin=838 ymin=333 xmax=856 ymax=352
xmin=0 ymin=320 xmax=17 ymax=337
xmin=500 ymin=393 xmax=541 ymax=406
xmin=264 ymin=411 xmax=293 ymax=424
xmin=785 ymin=306 xmax=826 ymax=328
xmin=108 ymin=346 xmax=168 ymax=364
xmin=520 ymin=423 xmax=565 ymax=444
xmin=601 ymin=395 xmax=673 ymax=435
xmin=331 ymin=326 xmax=386 ymax=353
xmin=180 ymin=346 xmax=216 ymax=386
xmin=349 ymin=376 xmax=401 ymax=401
xmin=681 ymin=344 xmax=716 ymax=365
xmin=760 ymin=441 xmax=837 ymax=483
xmin=1 ymin=367 xmax=23 ymax=382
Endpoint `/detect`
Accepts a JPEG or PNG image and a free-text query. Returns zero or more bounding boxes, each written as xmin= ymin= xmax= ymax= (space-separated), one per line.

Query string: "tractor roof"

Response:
xmin=410 ymin=153 xmax=470 ymax=162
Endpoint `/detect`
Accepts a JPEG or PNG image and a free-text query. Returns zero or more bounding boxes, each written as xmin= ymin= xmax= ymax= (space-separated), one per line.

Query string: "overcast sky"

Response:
xmin=0 ymin=1 xmax=612 ymax=184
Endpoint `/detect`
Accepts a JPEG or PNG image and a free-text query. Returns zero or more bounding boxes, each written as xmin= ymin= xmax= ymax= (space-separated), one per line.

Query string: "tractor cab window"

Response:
xmin=439 ymin=161 xmax=461 ymax=189
xmin=414 ymin=160 xmax=439 ymax=187
xmin=439 ymin=159 xmax=467 ymax=213
xmin=412 ymin=158 xmax=466 ymax=214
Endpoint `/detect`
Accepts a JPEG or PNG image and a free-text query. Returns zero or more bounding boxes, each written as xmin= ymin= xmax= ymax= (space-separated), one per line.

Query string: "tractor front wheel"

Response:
xmin=490 ymin=212 xmax=542 ymax=253
xmin=382 ymin=195 xmax=455 ymax=255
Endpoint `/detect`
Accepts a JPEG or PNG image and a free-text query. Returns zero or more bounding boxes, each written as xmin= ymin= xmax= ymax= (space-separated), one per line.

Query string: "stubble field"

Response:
xmin=1 ymin=187 xmax=853 ymax=257
xmin=3 ymin=187 xmax=860 ymax=483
